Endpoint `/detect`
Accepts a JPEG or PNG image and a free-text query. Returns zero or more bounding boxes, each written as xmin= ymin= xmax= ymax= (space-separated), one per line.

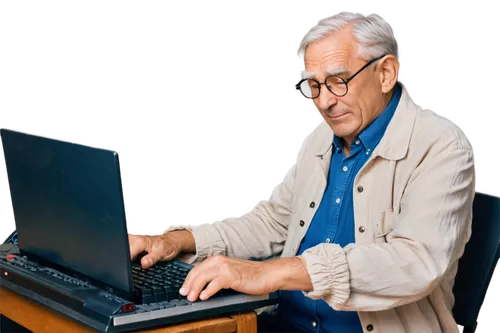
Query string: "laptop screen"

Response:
xmin=1 ymin=129 xmax=134 ymax=300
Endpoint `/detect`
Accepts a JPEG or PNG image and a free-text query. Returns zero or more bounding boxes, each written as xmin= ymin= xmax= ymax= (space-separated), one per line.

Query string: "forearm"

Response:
xmin=166 ymin=194 xmax=293 ymax=264
xmin=265 ymin=257 xmax=313 ymax=292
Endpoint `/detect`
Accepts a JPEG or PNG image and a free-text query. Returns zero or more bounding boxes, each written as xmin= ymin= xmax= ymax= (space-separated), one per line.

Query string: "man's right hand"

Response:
xmin=128 ymin=231 xmax=196 ymax=269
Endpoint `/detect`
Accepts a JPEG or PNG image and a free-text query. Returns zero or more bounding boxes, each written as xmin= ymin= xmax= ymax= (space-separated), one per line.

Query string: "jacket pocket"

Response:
xmin=375 ymin=210 xmax=395 ymax=243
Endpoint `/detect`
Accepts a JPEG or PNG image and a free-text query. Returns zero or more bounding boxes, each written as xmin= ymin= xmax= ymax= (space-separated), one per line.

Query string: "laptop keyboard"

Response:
xmin=1 ymin=253 xmax=239 ymax=307
xmin=132 ymin=260 xmax=192 ymax=304
xmin=132 ymin=260 xmax=239 ymax=304
xmin=1 ymin=252 xmax=278 ymax=330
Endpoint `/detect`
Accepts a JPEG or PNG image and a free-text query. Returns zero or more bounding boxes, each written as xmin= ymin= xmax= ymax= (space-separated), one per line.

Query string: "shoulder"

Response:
xmin=411 ymin=108 xmax=473 ymax=153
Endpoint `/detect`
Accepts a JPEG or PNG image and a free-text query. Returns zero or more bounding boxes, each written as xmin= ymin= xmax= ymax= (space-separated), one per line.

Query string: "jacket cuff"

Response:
xmin=164 ymin=224 xmax=226 ymax=264
xmin=299 ymin=243 xmax=350 ymax=306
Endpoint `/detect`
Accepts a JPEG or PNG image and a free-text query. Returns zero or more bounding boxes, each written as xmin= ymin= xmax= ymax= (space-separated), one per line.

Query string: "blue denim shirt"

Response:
xmin=279 ymin=84 xmax=402 ymax=332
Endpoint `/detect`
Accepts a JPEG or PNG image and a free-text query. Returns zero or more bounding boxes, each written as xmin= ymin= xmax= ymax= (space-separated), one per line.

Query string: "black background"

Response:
xmin=0 ymin=2 xmax=500 ymax=332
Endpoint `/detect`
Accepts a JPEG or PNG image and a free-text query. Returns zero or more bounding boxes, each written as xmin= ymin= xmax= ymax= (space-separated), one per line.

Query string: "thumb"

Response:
xmin=141 ymin=253 xmax=162 ymax=269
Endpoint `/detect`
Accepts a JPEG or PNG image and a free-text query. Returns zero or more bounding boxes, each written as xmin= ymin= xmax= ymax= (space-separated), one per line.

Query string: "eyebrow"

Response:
xmin=301 ymin=66 xmax=349 ymax=80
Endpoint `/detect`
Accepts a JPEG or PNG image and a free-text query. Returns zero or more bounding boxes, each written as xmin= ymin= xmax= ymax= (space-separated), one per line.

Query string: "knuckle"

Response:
xmin=212 ymin=254 xmax=224 ymax=262
xmin=214 ymin=278 xmax=228 ymax=290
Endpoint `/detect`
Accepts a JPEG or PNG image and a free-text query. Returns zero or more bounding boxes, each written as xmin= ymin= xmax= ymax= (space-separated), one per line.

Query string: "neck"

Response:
xmin=369 ymin=87 xmax=397 ymax=129
xmin=343 ymin=144 xmax=351 ymax=157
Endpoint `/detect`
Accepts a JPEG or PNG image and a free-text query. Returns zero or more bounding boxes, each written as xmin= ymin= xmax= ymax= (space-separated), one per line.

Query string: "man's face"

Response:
xmin=303 ymin=29 xmax=386 ymax=144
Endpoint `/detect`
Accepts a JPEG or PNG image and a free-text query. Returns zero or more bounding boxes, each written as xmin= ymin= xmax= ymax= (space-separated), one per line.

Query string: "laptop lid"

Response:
xmin=1 ymin=129 xmax=135 ymax=300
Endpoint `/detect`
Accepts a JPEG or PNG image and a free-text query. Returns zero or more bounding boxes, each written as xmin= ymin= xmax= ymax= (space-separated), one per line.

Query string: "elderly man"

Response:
xmin=129 ymin=12 xmax=474 ymax=333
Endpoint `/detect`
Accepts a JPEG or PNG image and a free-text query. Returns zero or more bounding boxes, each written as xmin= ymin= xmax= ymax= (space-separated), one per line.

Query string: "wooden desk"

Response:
xmin=0 ymin=288 xmax=257 ymax=333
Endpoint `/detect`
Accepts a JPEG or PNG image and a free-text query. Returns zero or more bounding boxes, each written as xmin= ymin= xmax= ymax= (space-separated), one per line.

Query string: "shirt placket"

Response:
xmin=327 ymin=143 xmax=364 ymax=243
xmin=324 ymin=152 xmax=344 ymax=242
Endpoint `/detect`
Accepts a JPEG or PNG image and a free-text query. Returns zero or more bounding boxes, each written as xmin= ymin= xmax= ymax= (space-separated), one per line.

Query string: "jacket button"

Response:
xmin=358 ymin=226 xmax=365 ymax=233
xmin=300 ymin=220 xmax=305 ymax=227
xmin=309 ymin=202 xmax=315 ymax=208
xmin=357 ymin=186 xmax=364 ymax=193
xmin=366 ymin=324 xmax=374 ymax=331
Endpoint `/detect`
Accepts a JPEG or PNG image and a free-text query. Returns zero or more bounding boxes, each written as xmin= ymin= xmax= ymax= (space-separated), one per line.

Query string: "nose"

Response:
xmin=316 ymin=84 xmax=338 ymax=110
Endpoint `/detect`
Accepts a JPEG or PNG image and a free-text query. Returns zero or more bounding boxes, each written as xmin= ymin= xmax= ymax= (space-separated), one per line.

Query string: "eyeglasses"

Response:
xmin=295 ymin=54 xmax=386 ymax=99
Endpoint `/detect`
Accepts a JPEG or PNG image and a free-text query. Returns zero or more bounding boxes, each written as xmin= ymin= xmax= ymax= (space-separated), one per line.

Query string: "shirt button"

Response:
xmin=312 ymin=321 xmax=317 ymax=327
xmin=326 ymin=238 xmax=331 ymax=243
xmin=355 ymin=140 xmax=360 ymax=145
xmin=342 ymin=166 xmax=348 ymax=172
xmin=299 ymin=220 xmax=305 ymax=227
xmin=366 ymin=324 xmax=374 ymax=331
xmin=309 ymin=202 xmax=315 ymax=208
xmin=359 ymin=226 xmax=366 ymax=233
xmin=357 ymin=186 xmax=364 ymax=193
xmin=335 ymin=198 xmax=341 ymax=204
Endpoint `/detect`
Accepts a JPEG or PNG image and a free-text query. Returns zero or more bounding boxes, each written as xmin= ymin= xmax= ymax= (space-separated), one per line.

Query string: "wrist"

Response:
xmin=265 ymin=257 xmax=313 ymax=291
xmin=261 ymin=258 xmax=290 ymax=291
xmin=162 ymin=230 xmax=196 ymax=254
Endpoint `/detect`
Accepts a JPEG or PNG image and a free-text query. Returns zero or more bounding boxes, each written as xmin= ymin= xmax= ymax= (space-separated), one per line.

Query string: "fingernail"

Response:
xmin=179 ymin=288 xmax=187 ymax=295
xmin=200 ymin=291 xmax=206 ymax=300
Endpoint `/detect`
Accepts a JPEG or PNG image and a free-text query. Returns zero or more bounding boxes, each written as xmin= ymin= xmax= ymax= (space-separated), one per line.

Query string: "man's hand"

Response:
xmin=179 ymin=255 xmax=313 ymax=302
xmin=179 ymin=255 xmax=274 ymax=302
xmin=128 ymin=231 xmax=195 ymax=269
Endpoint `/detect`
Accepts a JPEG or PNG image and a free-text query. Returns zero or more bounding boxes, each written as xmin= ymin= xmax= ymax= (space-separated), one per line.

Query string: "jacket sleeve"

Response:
xmin=165 ymin=133 xmax=313 ymax=264
xmin=299 ymin=141 xmax=475 ymax=311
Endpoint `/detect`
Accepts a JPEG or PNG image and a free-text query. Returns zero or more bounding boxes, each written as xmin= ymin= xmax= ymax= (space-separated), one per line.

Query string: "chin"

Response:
xmin=327 ymin=121 xmax=357 ymax=138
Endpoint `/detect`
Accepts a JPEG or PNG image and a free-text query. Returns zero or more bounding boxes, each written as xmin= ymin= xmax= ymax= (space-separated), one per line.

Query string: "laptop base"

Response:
xmin=0 ymin=245 xmax=279 ymax=332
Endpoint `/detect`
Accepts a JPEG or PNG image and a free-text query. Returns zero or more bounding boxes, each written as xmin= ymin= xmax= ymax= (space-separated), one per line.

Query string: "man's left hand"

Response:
xmin=179 ymin=255 xmax=276 ymax=302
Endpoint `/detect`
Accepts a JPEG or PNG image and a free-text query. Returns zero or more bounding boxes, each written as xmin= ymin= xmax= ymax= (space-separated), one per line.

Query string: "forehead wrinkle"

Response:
xmin=304 ymin=50 xmax=352 ymax=79
xmin=299 ymin=65 xmax=349 ymax=79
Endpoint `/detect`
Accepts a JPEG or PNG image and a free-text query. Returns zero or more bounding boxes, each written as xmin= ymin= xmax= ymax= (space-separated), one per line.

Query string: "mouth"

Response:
xmin=327 ymin=113 xmax=349 ymax=120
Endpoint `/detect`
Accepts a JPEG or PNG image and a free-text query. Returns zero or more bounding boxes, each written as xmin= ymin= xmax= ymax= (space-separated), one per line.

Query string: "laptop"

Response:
xmin=0 ymin=129 xmax=278 ymax=332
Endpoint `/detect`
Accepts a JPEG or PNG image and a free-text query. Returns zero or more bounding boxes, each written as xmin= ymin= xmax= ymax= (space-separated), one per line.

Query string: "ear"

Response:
xmin=377 ymin=55 xmax=399 ymax=93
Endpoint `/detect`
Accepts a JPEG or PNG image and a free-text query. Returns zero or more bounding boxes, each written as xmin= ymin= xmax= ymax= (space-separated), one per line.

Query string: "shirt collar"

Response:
xmin=333 ymin=83 xmax=402 ymax=152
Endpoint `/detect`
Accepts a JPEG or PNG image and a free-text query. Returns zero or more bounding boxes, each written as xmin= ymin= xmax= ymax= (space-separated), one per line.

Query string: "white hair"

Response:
xmin=298 ymin=12 xmax=398 ymax=60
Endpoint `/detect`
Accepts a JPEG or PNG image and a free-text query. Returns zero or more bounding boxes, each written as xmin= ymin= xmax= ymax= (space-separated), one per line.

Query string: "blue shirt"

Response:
xmin=279 ymin=84 xmax=402 ymax=332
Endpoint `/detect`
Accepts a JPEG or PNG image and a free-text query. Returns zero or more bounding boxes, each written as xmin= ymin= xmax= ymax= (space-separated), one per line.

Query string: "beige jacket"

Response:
xmin=167 ymin=85 xmax=475 ymax=333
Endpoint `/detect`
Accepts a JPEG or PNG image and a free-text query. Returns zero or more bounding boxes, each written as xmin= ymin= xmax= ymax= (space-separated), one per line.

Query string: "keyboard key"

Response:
xmin=170 ymin=299 xmax=190 ymax=306
xmin=157 ymin=301 xmax=175 ymax=309
xmin=139 ymin=304 xmax=162 ymax=311
xmin=135 ymin=285 xmax=154 ymax=304
xmin=163 ymin=286 xmax=179 ymax=301
xmin=152 ymin=286 xmax=166 ymax=302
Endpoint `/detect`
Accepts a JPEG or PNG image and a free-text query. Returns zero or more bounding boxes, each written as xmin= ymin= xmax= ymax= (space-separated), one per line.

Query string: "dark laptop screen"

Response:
xmin=1 ymin=129 xmax=134 ymax=300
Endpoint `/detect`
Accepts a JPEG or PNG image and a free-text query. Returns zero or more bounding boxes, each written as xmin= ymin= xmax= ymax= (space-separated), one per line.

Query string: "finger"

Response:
xmin=128 ymin=235 xmax=146 ymax=260
xmin=186 ymin=268 xmax=218 ymax=302
xmin=160 ymin=249 xmax=179 ymax=262
xmin=141 ymin=252 xmax=161 ymax=269
xmin=179 ymin=267 xmax=201 ymax=297
xmin=199 ymin=279 xmax=223 ymax=301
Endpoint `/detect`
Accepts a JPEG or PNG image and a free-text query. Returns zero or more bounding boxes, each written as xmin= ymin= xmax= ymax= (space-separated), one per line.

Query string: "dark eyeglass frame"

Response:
xmin=295 ymin=54 xmax=387 ymax=99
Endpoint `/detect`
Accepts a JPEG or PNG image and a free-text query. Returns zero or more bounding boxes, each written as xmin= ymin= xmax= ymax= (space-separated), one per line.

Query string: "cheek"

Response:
xmin=339 ymin=97 xmax=361 ymax=119
xmin=356 ymin=99 xmax=375 ymax=123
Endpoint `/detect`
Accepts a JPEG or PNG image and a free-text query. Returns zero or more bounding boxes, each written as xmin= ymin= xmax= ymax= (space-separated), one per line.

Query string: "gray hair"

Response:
xmin=298 ymin=12 xmax=398 ymax=60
